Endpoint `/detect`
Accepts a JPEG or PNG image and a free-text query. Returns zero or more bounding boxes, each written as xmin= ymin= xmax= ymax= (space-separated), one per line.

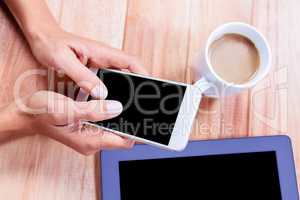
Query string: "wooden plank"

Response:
xmin=249 ymin=0 xmax=286 ymax=147
xmin=288 ymin=0 xmax=300 ymax=188
xmin=247 ymin=0 xmax=299 ymax=189
xmin=247 ymin=0 xmax=300 ymax=189
xmin=248 ymin=0 xmax=286 ymax=136
xmin=188 ymin=0 xmax=253 ymax=140
xmin=0 ymin=0 xmax=128 ymax=199
xmin=213 ymin=0 xmax=253 ymax=139
xmin=123 ymin=0 xmax=191 ymax=82
xmin=187 ymin=0 xmax=221 ymax=140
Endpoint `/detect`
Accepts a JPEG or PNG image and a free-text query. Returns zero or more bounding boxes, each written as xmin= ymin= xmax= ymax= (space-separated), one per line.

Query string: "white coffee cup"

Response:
xmin=194 ymin=22 xmax=271 ymax=98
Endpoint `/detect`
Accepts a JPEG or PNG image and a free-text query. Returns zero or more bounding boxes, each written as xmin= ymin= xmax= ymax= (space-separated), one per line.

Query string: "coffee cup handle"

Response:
xmin=194 ymin=77 xmax=219 ymax=98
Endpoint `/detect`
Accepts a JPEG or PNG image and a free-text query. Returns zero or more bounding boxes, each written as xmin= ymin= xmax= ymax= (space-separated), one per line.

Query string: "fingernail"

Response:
xmin=91 ymin=85 xmax=108 ymax=99
xmin=126 ymin=140 xmax=135 ymax=148
xmin=106 ymin=101 xmax=123 ymax=114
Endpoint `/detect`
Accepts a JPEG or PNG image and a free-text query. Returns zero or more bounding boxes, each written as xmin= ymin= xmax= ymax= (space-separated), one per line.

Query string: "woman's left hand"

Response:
xmin=27 ymin=27 xmax=148 ymax=99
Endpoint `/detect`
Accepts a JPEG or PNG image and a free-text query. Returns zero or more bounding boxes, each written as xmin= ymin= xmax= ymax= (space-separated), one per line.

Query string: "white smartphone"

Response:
xmin=76 ymin=69 xmax=202 ymax=151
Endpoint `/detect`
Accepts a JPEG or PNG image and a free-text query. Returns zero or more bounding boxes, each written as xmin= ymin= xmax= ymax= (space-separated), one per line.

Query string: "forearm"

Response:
xmin=4 ymin=0 xmax=61 ymax=42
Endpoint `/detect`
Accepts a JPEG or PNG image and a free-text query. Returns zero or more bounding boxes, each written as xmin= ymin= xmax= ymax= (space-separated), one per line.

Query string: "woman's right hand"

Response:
xmin=2 ymin=90 xmax=134 ymax=155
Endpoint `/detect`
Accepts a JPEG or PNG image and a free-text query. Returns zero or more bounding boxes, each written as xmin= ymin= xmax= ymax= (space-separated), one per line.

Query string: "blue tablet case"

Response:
xmin=101 ymin=136 xmax=299 ymax=200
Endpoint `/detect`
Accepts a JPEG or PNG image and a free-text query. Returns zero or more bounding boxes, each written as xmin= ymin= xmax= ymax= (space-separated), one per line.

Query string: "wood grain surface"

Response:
xmin=0 ymin=0 xmax=299 ymax=199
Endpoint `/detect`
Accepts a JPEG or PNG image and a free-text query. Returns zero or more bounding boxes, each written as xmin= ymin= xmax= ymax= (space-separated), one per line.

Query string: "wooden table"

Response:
xmin=0 ymin=0 xmax=299 ymax=199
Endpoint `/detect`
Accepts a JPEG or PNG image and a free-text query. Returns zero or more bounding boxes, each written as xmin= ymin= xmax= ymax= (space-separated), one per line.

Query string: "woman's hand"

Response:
xmin=5 ymin=0 xmax=148 ymax=99
xmin=3 ymin=0 xmax=144 ymax=154
xmin=27 ymin=28 xmax=147 ymax=98
xmin=0 ymin=91 xmax=134 ymax=155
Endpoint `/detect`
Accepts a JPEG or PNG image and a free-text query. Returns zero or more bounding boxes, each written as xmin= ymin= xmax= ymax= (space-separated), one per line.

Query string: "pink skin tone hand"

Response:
xmin=1 ymin=0 xmax=148 ymax=154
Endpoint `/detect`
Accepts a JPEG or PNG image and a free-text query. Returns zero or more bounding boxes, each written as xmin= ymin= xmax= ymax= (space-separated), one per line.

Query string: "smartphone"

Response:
xmin=76 ymin=69 xmax=202 ymax=151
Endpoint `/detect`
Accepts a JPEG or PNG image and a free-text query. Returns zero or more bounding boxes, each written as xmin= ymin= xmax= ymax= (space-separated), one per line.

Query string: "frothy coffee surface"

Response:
xmin=209 ymin=34 xmax=260 ymax=84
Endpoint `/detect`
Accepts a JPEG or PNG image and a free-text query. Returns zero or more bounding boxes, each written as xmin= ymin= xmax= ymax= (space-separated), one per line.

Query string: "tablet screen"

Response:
xmin=119 ymin=151 xmax=282 ymax=199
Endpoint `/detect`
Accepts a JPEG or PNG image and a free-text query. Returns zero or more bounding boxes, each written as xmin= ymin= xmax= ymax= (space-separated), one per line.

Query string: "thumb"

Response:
xmin=60 ymin=48 xmax=108 ymax=99
xmin=26 ymin=91 xmax=123 ymax=126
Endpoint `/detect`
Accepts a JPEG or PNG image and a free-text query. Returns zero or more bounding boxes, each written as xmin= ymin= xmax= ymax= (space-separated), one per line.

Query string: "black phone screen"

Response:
xmin=119 ymin=151 xmax=282 ymax=200
xmin=88 ymin=70 xmax=186 ymax=145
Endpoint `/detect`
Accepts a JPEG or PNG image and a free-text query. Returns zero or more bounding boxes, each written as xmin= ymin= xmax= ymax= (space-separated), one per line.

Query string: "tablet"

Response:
xmin=101 ymin=136 xmax=299 ymax=200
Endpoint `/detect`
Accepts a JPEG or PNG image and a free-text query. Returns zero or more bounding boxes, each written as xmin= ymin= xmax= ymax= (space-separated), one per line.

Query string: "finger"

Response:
xmin=88 ymin=44 xmax=149 ymax=75
xmin=82 ymin=130 xmax=135 ymax=150
xmin=60 ymin=48 xmax=108 ymax=99
xmin=27 ymin=91 xmax=123 ymax=126
xmin=74 ymin=49 xmax=88 ymax=65
xmin=50 ymin=127 xmax=134 ymax=155
xmin=121 ymin=68 xmax=130 ymax=73
xmin=48 ymin=99 xmax=123 ymax=125
xmin=73 ymin=100 xmax=123 ymax=122
xmin=44 ymin=121 xmax=82 ymax=135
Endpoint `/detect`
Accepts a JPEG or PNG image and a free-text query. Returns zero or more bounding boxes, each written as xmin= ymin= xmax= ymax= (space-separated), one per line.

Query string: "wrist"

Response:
xmin=0 ymin=101 xmax=34 ymax=136
xmin=5 ymin=0 xmax=62 ymax=44
xmin=24 ymin=22 xmax=63 ymax=45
